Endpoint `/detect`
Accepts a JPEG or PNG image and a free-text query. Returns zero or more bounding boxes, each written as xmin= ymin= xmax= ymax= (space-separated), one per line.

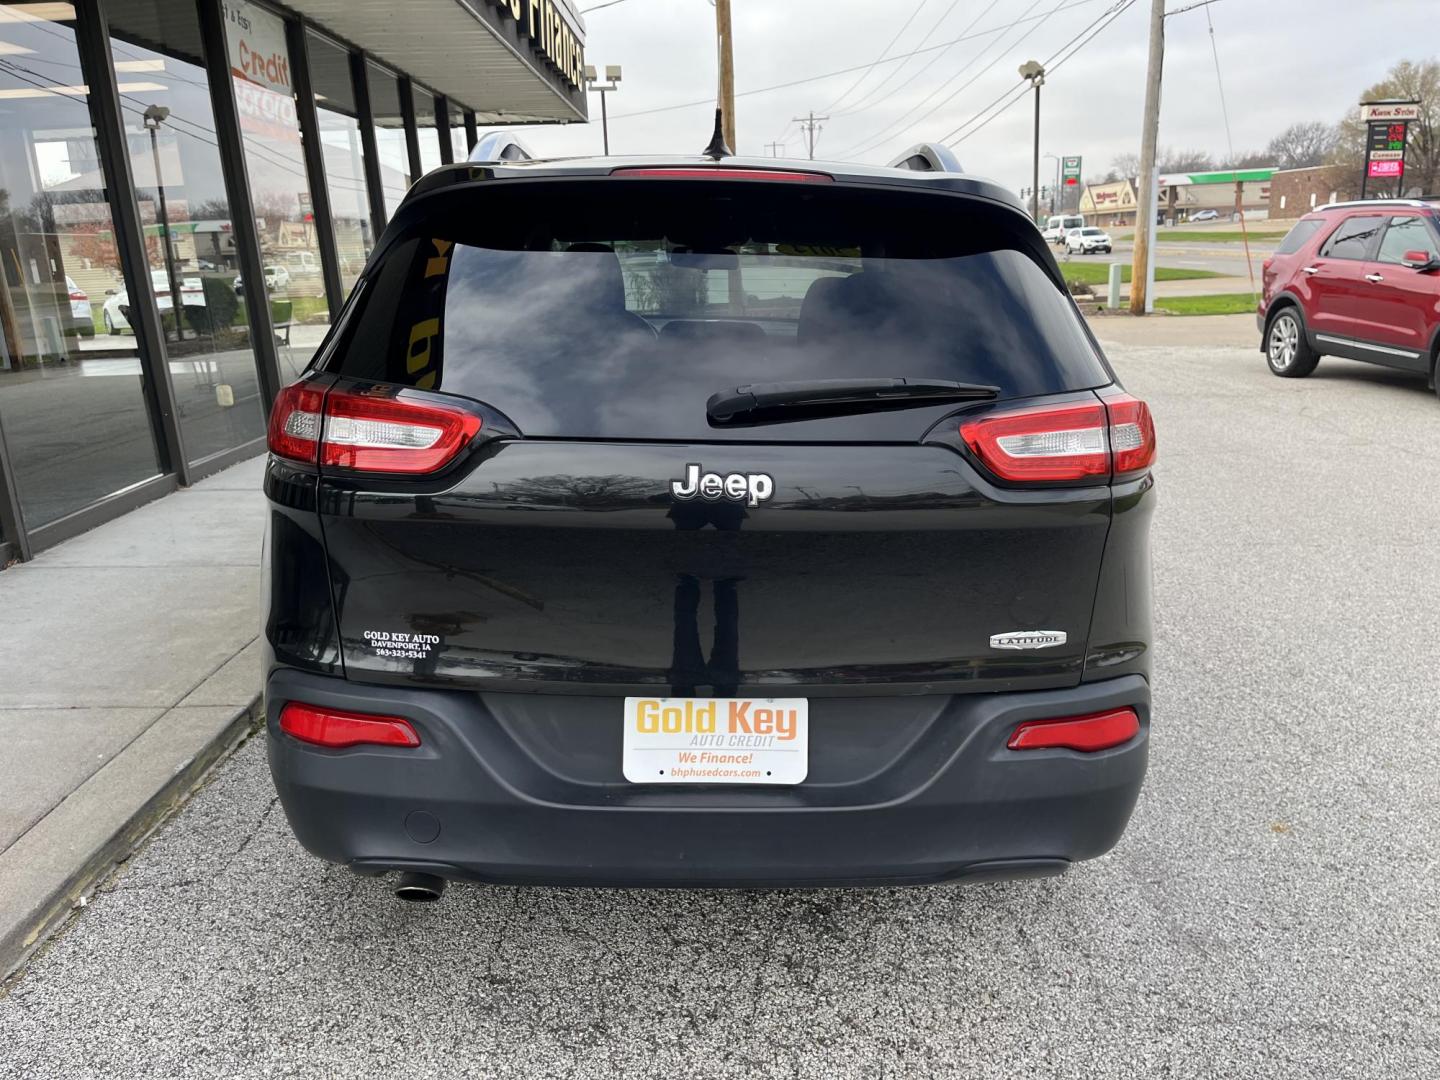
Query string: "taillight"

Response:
xmin=69 ymin=289 xmax=87 ymax=301
xmin=267 ymin=383 xmax=482 ymax=474
xmin=1105 ymin=394 xmax=1156 ymax=477
xmin=1007 ymin=707 xmax=1140 ymax=752
xmin=279 ymin=702 xmax=420 ymax=749
xmin=958 ymin=394 xmax=1155 ymax=484
xmin=267 ymin=382 xmax=324 ymax=465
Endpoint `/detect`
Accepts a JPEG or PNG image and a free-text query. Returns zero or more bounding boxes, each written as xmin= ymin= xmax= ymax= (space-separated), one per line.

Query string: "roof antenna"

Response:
xmin=703 ymin=108 xmax=731 ymax=160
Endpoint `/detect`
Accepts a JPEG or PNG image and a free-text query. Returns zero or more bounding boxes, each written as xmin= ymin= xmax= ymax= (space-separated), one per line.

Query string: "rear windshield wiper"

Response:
xmin=706 ymin=378 xmax=999 ymax=426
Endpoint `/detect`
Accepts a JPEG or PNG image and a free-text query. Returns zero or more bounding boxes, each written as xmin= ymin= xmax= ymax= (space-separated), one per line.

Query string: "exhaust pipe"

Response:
xmin=394 ymin=871 xmax=446 ymax=902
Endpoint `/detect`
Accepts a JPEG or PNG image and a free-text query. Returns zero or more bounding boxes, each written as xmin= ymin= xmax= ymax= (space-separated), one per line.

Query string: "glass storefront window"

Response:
xmin=108 ymin=0 xmax=268 ymax=466
xmin=366 ymin=63 xmax=409 ymax=222
xmin=412 ymin=86 xmax=441 ymax=173
xmin=307 ymin=31 xmax=370 ymax=294
xmin=221 ymin=0 xmax=328 ymax=374
xmin=0 ymin=1 xmax=163 ymax=529
xmin=450 ymin=123 xmax=470 ymax=162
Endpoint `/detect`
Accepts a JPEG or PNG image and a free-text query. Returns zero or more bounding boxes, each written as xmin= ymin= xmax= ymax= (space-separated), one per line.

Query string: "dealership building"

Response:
xmin=0 ymin=0 xmax=586 ymax=563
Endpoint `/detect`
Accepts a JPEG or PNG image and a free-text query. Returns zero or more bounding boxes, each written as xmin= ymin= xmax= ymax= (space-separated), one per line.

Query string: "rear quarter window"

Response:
xmin=329 ymin=181 xmax=1112 ymax=440
xmin=1275 ymin=218 xmax=1323 ymax=255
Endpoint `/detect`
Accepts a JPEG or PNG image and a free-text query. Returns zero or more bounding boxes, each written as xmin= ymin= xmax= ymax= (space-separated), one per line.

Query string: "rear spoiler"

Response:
xmin=887 ymin=143 xmax=964 ymax=173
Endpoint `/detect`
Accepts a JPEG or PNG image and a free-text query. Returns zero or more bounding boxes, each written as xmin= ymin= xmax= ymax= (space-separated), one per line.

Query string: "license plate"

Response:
xmin=622 ymin=697 xmax=808 ymax=785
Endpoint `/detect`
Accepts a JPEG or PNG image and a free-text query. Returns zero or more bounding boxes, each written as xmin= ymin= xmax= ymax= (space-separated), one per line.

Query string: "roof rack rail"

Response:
xmin=887 ymin=143 xmax=963 ymax=173
xmin=468 ymin=130 xmax=535 ymax=164
xmin=1315 ymin=197 xmax=1436 ymax=211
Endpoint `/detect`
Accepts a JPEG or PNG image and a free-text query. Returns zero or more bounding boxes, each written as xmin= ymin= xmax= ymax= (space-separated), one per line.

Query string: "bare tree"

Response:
xmin=1221 ymin=149 xmax=1275 ymax=169
xmin=1109 ymin=152 xmax=1140 ymax=180
xmin=1265 ymin=121 xmax=1337 ymax=170
xmin=1157 ymin=149 xmax=1215 ymax=174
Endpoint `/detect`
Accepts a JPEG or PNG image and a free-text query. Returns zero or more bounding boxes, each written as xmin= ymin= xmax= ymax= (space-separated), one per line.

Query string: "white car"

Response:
xmin=1190 ymin=209 xmax=1220 ymax=223
xmin=101 ymin=268 xmax=206 ymax=334
xmin=65 ymin=276 xmax=93 ymax=337
xmin=233 ymin=265 xmax=290 ymax=297
xmin=1066 ymin=227 xmax=1113 ymax=255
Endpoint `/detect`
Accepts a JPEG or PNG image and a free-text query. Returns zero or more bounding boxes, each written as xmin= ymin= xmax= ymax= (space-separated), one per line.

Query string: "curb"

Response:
xmin=0 ymin=693 xmax=262 ymax=984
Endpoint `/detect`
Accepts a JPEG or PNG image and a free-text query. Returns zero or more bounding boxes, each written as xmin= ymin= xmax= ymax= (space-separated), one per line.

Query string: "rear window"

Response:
xmin=330 ymin=181 xmax=1110 ymax=439
xmin=1275 ymin=218 xmax=1323 ymax=255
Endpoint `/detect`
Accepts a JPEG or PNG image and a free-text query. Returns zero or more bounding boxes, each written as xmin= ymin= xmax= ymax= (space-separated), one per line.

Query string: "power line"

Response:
xmin=818 ymin=0 xmax=931 ymax=116
xmin=833 ymin=0 xmax=1053 ymax=160
xmin=578 ymin=0 xmax=634 ymax=14
xmin=832 ymin=0 xmax=997 ymax=122
xmin=944 ymin=0 xmax=1137 ymax=146
xmin=606 ymin=0 xmax=1106 ymax=121
xmin=1203 ymin=2 xmax=1257 ymax=295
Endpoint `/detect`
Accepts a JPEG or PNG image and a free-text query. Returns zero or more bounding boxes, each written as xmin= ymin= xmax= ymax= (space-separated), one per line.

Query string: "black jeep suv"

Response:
xmin=262 ymin=155 xmax=1155 ymax=894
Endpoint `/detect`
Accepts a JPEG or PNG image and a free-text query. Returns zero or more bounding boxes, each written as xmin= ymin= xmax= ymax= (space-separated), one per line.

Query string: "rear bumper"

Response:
xmin=265 ymin=669 xmax=1150 ymax=888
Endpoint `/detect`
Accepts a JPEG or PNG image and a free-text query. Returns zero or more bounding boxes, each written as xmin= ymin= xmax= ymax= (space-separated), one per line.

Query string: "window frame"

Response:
xmin=1374 ymin=213 xmax=1440 ymax=266
xmin=1317 ymin=213 xmax=1386 ymax=261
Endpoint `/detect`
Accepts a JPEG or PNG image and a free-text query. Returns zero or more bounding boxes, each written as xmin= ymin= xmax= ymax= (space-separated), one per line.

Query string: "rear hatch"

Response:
xmin=295 ymin=172 xmax=1120 ymax=696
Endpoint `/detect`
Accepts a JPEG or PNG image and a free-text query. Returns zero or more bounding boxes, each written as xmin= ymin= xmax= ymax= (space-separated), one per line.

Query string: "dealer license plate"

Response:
xmin=622 ymin=697 xmax=808 ymax=785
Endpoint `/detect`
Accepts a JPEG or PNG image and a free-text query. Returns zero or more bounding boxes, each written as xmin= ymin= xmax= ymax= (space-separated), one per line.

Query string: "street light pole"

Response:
xmin=583 ymin=65 xmax=623 ymax=155
xmin=143 ymin=104 xmax=182 ymax=342
xmin=1019 ymin=61 xmax=1046 ymax=225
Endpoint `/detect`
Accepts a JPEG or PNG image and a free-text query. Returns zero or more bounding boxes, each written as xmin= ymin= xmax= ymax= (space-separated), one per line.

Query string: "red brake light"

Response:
xmin=69 ymin=289 xmax=87 ymax=300
xmin=279 ymin=702 xmax=420 ymax=748
xmin=267 ymin=382 xmax=324 ymax=464
xmin=1105 ymin=393 xmax=1156 ymax=477
xmin=267 ymin=384 xmax=482 ymax=474
xmin=1007 ymin=707 xmax=1140 ymax=752
xmin=320 ymin=388 xmax=481 ymax=473
xmin=959 ymin=394 xmax=1155 ymax=484
xmin=609 ymin=167 xmax=832 ymax=183
xmin=960 ymin=401 xmax=1110 ymax=483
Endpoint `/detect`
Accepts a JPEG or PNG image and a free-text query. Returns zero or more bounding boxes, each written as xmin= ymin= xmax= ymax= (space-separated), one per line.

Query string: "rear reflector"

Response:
xmin=959 ymin=394 xmax=1155 ymax=484
xmin=268 ymin=383 xmax=482 ymax=474
xmin=279 ymin=702 xmax=421 ymax=749
xmin=609 ymin=167 xmax=832 ymax=183
xmin=1007 ymin=708 xmax=1140 ymax=753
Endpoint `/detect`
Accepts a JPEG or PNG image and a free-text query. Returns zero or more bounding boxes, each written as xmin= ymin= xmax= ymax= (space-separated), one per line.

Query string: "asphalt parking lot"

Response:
xmin=2 ymin=331 xmax=1437 ymax=1079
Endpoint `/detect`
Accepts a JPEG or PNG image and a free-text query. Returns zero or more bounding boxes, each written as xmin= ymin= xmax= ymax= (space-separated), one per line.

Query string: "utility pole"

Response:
xmin=1130 ymin=0 xmax=1165 ymax=316
xmin=765 ymin=141 xmax=785 ymax=157
xmin=794 ymin=112 xmax=829 ymax=160
xmin=715 ymin=0 xmax=736 ymax=152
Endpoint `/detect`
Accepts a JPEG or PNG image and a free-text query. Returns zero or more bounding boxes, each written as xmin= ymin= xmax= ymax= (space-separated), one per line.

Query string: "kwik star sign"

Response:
xmin=1360 ymin=101 xmax=1420 ymax=183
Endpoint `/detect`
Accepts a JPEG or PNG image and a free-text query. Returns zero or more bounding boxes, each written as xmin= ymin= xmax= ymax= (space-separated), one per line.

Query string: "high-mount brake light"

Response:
xmin=279 ymin=702 xmax=421 ymax=749
xmin=267 ymin=383 xmax=482 ymax=474
xmin=609 ymin=167 xmax=832 ymax=183
xmin=959 ymin=394 xmax=1155 ymax=484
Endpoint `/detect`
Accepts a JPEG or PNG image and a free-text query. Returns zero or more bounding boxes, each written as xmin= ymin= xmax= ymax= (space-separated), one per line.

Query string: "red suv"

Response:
xmin=1259 ymin=199 xmax=1440 ymax=394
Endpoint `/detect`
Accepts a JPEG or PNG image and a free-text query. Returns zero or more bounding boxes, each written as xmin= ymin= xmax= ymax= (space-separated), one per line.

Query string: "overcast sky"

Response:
xmin=483 ymin=0 xmax=1434 ymax=190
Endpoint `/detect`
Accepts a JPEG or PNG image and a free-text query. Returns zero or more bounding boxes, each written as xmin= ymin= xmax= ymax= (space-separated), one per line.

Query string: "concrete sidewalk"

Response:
xmin=0 ymin=455 xmax=266 ymax=979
